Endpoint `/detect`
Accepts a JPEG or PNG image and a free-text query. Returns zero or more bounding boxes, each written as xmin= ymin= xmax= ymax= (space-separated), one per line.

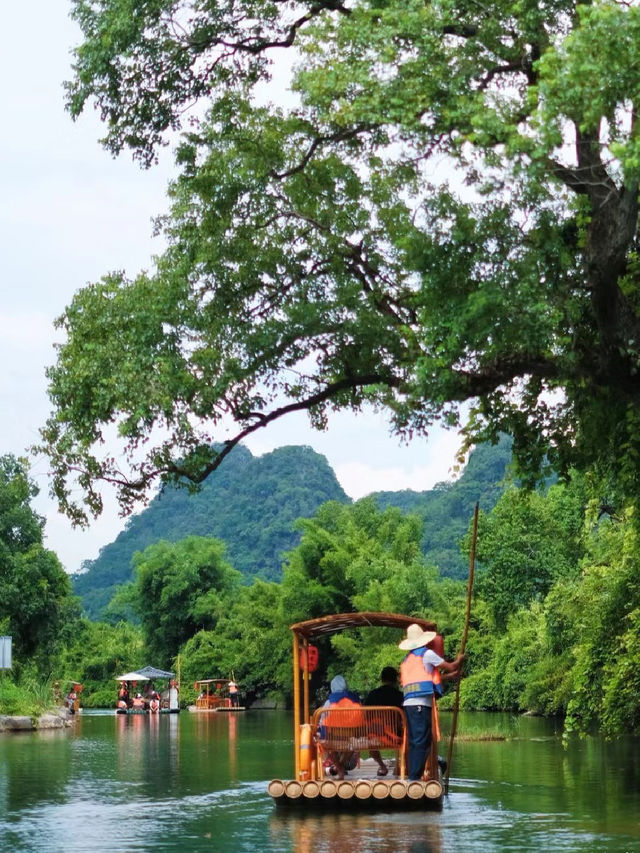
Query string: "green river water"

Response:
xmin=1 ymin=710 xmax=639 ymax=852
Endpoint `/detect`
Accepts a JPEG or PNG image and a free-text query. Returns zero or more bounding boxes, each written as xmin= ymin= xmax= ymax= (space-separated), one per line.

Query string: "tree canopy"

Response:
xmin=40 ymin=0 xmax=640 ymax=520
xmin=475 ymin=479 xmax=586 ymax=629
xmin=0 ymin=455 xmax=79 ymax=671
xmin=128 ymin=535 xmax=241 ymax=666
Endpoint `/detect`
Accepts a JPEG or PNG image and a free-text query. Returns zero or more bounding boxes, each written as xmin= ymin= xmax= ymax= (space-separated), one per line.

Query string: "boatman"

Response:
xmin=398 ymin=624 xmax=465 ymax=781
xmin=229 ymin=680 xmax=239 ymax=707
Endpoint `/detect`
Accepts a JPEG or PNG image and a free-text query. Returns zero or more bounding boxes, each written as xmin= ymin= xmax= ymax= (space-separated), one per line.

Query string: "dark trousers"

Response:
xmin=405 ymin=705 xmax=432 ymax=780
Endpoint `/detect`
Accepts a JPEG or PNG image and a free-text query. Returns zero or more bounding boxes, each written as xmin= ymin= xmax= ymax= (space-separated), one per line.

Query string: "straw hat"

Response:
xmin=398 ymin=623 xmax=437 ymax=651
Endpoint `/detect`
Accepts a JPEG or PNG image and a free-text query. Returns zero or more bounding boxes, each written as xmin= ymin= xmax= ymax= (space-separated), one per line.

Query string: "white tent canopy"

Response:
xmin=114 ymin=672 xmax=150 ymax=682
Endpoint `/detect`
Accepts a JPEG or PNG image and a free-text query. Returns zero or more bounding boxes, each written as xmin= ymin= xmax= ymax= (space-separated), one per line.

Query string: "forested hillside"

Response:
xmin=73 ymin=438 xmax=512 ymax=618
xmin=73 ymin=444 xmax=349 ymax=618
xmin=374 ymin=436 xmax=513 ymax=579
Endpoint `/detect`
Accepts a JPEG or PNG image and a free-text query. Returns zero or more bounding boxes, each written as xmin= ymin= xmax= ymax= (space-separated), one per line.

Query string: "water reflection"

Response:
xmin=229 ymin=713 xmax=238 ymax=780
xmin=1 ymin=712 xmax=640 ymax=853
xmin=0 ymin=728 xmax=73 ymax=811
xmin=270 ymin=812 xmax=442 ymax=853
xmin=114 ymin=711 xmax=181 ymax=794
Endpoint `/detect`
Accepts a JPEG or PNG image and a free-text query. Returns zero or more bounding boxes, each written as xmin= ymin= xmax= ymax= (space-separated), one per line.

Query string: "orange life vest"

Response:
xmin=325 ymin=695 xmax=364 ymax=728
xmin=400 ymin=649 xmax=443 ymax=700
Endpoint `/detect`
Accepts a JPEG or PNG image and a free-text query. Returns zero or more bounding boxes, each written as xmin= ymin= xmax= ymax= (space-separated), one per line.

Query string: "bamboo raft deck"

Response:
xmin=268 ymin=760 xmax=443 ymax=808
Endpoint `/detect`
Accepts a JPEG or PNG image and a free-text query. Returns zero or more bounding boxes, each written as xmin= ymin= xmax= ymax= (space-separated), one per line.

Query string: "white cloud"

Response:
xmin=336 ymin=462 xmax=443 ymax=500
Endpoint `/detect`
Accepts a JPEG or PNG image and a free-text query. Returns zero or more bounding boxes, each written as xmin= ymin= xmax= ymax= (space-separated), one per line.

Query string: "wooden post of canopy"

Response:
xmin=293 ymin=632 xmax=301 ymax=779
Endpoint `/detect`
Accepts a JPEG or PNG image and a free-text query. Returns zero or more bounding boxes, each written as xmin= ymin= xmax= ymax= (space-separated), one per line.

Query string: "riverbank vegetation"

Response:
xmin=3 ymin=447 xmax=640 ymax=736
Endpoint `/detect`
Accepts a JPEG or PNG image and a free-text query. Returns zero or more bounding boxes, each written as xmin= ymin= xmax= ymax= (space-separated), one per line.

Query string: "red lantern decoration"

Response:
xmin=299 ymin=644 xmax=320 ymax=673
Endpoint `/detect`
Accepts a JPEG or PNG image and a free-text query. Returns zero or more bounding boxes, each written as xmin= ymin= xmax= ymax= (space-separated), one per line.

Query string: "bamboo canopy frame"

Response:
xmin=444 ymin=502 xmax=479 ymax=795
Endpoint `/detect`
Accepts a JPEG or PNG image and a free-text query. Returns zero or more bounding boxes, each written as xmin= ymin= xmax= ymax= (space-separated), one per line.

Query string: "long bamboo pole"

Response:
xmin=444 ymin=501 xmax=479 ymax=795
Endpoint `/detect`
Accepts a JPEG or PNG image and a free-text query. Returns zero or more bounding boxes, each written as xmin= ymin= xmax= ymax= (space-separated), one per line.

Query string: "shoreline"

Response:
xmin=0 ymin=708 xmax=76 ymax=733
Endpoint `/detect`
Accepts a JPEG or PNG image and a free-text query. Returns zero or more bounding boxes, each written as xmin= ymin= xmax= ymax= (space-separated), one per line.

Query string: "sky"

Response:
xmin=0 ymin=2 xmax=464 ymax=575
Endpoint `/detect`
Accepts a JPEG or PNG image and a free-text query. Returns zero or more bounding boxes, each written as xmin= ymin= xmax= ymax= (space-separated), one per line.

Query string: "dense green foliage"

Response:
xmin=474 ymin=480 xmax=586 ymax=629
xmin=178 ymin=496 xmax=467 ymax=705
xmin=374 ymin=435 xmax=513 ymax=578
xmin=0 ymin=676 xmax=61 ymax=719
xmin=129 ymin=536 xmax=241 ymax=667
xmin=180 ymin=579 xmax=289 ymax=705
xmin=39 ymin=0 xmax=640 ymax=525
xmin=73 ymin=444 xmax=348 ymax=618
xmin=3 ymin=442 xmax=640 ymax=736
xmin=0 ymin=455 xmax=79 ymax=674
xmin=460 ymin=492 xmax=640 ymax=737
xmin=57 ymin=619 xmax=145 ymax=708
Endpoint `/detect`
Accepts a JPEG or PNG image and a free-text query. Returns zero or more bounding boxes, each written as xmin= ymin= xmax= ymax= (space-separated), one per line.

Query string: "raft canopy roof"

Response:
xmin=289 ymin=611 xmax=437 ymax=640
xmin=136 ymin=666 xmax=175 ymax=680
xmin=115 ymin=672 xmax=149 ymax=682
xmin=114 ymin=666 xmax=175 ymax=682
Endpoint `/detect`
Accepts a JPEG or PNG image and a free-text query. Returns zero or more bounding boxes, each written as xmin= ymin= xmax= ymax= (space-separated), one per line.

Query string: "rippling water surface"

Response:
xmin=1 ymin=710 xmax=639 ymax=852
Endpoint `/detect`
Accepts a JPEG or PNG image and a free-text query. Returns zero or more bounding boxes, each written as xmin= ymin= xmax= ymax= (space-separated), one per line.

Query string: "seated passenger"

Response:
xmin=364 ymin=666 xmax=404 ymax=776
xmin=132 ymin=693 xmax=146 ymax=710
xmin=322 ymin=675 xmax=362 ymax=780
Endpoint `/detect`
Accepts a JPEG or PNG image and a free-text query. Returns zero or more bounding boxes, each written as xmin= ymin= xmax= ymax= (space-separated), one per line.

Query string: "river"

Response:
xmin=0 ymin=710 xmax=639 ymax=852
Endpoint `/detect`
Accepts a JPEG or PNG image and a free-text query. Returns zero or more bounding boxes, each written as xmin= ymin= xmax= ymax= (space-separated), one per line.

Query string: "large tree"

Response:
xmin=41 ymin=0 xmax=640 ymax=520
xmin=475 ymin=479 xmax=586 ymax=629
xmin=129 ymin=535 xmax=241 ymax=666
xmin=0 ymin=455 xmax=79 ymax=670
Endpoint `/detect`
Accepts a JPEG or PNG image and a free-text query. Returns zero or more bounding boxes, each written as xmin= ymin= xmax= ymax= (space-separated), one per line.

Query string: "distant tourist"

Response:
xmin=168 ymin=680 xmax=179 ymax=711
xmin=65 ymin=688 xmax=77 ymax=714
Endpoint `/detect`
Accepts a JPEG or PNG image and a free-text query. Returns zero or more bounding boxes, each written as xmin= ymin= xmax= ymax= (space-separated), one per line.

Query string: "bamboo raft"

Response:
xmin=268 ymin=612 xmax=444 ymax=810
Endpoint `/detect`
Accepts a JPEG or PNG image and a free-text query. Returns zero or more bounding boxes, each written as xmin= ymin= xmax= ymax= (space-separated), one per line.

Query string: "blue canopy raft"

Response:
xmin=267 ymin=612 xmax=444 ymax=810
xmin=115 ymin=666 xmax=180 ymax=714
